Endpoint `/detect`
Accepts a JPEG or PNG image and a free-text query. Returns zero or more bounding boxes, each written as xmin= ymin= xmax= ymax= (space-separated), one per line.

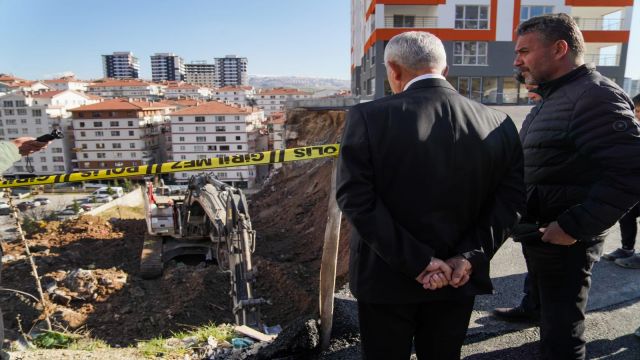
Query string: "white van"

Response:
xmin=92 ymin=186 xmax=124 ymax=198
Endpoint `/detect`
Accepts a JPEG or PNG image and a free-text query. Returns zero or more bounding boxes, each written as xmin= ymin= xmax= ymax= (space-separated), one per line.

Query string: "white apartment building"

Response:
xmin=164 ymin=83 xmax=212 ymax=99
xmin=211 ymin=86 xmax=256 ymax=106
xmin=215 ymin=55 xmax=248 ymax=87
xmin=151 ymin=53 xmax=186 ymax=82
xmin=254 ymin=88 xmax=312 ymax=115
xmin=43 ymin=77 xmax=89 ymax=92
xmin=168 ymin=101 xmax=265 ymax=188
xmin=102 ymin=52 xmax=140 ymax=79
xmin=70 ymin=99 xmax=175 ymax=172
xmin=87 ymin=79 xmax=165 ymax=99
xmin=0 ymin=90 xmax=101 ymax=176
xmin=185 ymin=61 xmax=216 ymax=87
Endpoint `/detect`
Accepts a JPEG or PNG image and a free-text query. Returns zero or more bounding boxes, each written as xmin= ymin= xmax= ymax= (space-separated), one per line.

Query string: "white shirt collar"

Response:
xmin=403 ymin=73 xmax=446 ymax=91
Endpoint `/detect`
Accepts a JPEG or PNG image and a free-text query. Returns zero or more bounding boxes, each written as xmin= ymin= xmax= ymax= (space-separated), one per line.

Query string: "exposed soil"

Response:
xmin=1 ymin=109 xmax=349 ymax=350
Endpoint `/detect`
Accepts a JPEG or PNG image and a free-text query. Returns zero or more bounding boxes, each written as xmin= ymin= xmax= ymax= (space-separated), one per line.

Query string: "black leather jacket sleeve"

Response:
xmin=336 ymin=106 xmax=435 ymax=279
xmin=557 ymin=85 xmax=640 ymax=240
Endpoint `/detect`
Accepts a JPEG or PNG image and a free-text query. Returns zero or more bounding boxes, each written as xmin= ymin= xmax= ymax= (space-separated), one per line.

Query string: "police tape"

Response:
xmin=0 ymin=144 xmax=340 ymax=189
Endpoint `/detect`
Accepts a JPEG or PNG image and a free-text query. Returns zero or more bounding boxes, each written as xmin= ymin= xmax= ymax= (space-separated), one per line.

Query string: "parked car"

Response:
xmin=92 ymin=187 xmax=124 ymax=199
xmin=94 ymin=195 xmax=113 ymax=203
xmin=16 ymin=201 xmax=36 ymax=211
xmin=64 ymin=205 xmax=85 ymax=214
xmin=80 ymin=204 xmax=93 ymax=211
xmin=0 ymin=202 xmax=11 ymax=215
xmin=33 ymin=198 xmax=51 ymax=205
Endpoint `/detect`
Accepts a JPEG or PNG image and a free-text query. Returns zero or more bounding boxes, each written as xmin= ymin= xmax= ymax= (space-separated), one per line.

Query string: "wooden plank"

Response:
xmin=234 ymin=325 xmax=277 ymax=342
xmin=319 ymin=161 xmax=342 ymax=350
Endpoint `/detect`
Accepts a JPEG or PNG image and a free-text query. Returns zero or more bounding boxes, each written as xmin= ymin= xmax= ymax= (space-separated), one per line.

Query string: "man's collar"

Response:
xmin=534 ymin=64 xmax=593 ymax=99
xmin=403 ymin=73 xmax=446 ymax=92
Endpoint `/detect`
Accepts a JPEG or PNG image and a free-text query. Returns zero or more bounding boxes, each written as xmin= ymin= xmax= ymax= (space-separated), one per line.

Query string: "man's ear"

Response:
xmin=553 ymin=40 xmax=570 ymax=60
xmin=442 ymin=65 xmax=449 ymax=77
xmin=387 ymin=61 xmax=403 ymax=82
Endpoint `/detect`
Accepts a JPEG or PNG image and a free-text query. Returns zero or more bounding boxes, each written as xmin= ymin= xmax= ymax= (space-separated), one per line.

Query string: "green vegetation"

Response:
xmin=137 ymin=323 xmax=236 ymax=358
xmin=32 ymin=330 xmax=109 ymax=351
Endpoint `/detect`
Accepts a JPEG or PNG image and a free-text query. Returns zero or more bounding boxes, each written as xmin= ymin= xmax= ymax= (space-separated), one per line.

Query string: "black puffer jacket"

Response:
xmin=520 ymin=64 xmax=640 ymax=241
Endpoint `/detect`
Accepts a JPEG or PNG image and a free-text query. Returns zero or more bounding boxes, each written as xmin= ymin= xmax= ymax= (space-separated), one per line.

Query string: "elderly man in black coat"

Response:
xmin=336 ymin=31 xmax=525 ymax=360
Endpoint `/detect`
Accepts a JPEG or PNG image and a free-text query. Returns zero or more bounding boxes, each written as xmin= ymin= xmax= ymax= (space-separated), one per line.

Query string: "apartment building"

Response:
xmin=151 ymin=53 xmax=186 ymax=82
xmin=70 ymin=99 xmax=175 ymax=172
xmin=185 ymin=61 xmax=216 ymax=87
xmin=211 ymin=86 xmax=256 ymax=106
xmin=87 ymin=79 xmax=165 ymax=99
xmin=43 ymin=77 xmax=89 ymax=92
xmin=167 ymin=101 xmax=265 ymax=188
xmin=254 ymin=88 xmax=312 ymax=115
xmin=102 ymin=52 xmax=140 ymax=79
xmin=351 ymin=0 xmax=633 ymax=103
xmin=215 ymin=55 xmax=248 ymax=87
xmin=624 ymin=77 xmax=640 ymax=96
xmin=0 ymin=90 xmax=101 ymax=176
xmin=164 ymin=83 xmax=212 ymax=99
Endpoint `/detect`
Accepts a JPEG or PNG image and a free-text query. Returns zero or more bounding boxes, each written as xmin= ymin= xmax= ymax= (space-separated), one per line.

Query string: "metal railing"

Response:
xmin=574 ymin=17 xmax=624 ymax=31
xmin=384 ymin=16 xmax=437 ymax=28
xmin=584 ymin=53 xmax=620 ymax=66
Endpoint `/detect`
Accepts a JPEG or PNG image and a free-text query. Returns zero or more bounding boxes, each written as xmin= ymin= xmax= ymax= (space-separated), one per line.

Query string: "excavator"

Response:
xmin=140 ymin=173 xmax=267 ymax=329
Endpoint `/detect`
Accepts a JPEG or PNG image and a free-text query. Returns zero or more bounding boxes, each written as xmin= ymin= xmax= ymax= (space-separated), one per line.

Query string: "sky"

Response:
xmin=1 ymin=0 xmax=639 ymax=81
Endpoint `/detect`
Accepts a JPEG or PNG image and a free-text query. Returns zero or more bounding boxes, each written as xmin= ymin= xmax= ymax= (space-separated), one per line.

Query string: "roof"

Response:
xmin=70 ymin=98 xmax=173 ymax=112
xmin=161 ymin=99 xmax=201 ymax=107
xmin=32 ymin=90 xmax=66 ymax=98
xmin=166 ymin=83 xmax=202 ymax=90
xmin=169 ymin=101 xmax=254 ymax=116
xmin=216 ymin=86 xmax=254 ymax=92
xmin=89 ymin=79 xmax=152 ymax=88
xmin=0 ymin=74 xmax=25 ymax=82
xmin=257 ymin=88 xmax=311 ymax=96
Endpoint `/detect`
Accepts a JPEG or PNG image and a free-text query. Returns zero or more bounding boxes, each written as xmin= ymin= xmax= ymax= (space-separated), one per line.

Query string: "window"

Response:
xmin=32 ymin=110 xmax=42 ymax=117
xmin=215 ymin=126 xmax=225 ymax=132
xmin=180 ymin=155 xmax=187 ymax=160
xmin=83 ymin=153 xmax=88 ymax=158
xmin=40 ymin=156 xmax=46 ymax=162
xmin=237 ymin=145 xmax=242 ymax=150
xmin=179 ymin=145 xmax=186 ymax=150
xmin=131 ymin=152 xmax=137 ymax=158
xmin=453 ymin=42 xmax=488 ymax=65
xmin=20 ymin=119 xmax=27 ymax=124
xmin=194 ymin=145 xmax=204 ymax=151
xmin=129 ymin=131 xmax=134 ymax=136
xmin=179 ymin=136 xmax=185 ymax=142
xmin=215 ymin=136 xmax=226 ymax=142
xmin=52 ymin=147 xmax=63 ymax=153
xmin=197 ymin=155 xmax=207 ymax=160
xmin=195 ymin=126 xmax=206 ymax=133
xmin=216 ymin=116 xmax=225 ymax=122
xmin=15 ymin=100 xmax=25 ymax=107
xmin=6 ymin=119 xmax=16 ymax=125
xmin=393 ymin=15 xmax=415 ymax=28
xmin=116 ymin=153 xmax=122 ymax=159
xmin=208 ymin=145 xmax=217 ymax=151
xmin=196 ymin=136 xmax=206 ymax=142
xmin=95 ymin=131 xmax=104 ymax=136
xmin=17 ymin=109 xmax=27 ymax=115
xmin=41 ymin=166 xmax=48 ymax=171
xmin=93 ymin=121 xmax=103 ymax=127
xmin=4 ymin=109 xmax=14 ymax=115
xmin=112 ymin=143 xmax=122 ymax=149
xmin=235 ymin=136 xmax=241 ymax=140
xmin=96 ymin=143 xmax=105 ymax=149
xmin=81 ymin=144 xmax=87 ymax=149
xmin=97 ymin=153 xmax=106 ymax=159
xmin=21 ymin=128 xmax=28 ymax=134
xmin=7 ymin=129 xmax=18 ymax=134
xmin=455 ymin=5 xmax=489 ymax=29
xmin=234 ymin=116 xmax=240 ymax=121
xmin=35 ymin=119 xmax=41 ymax=125
xmin=53 ymin=165 xmax=65 ymax=172
xmin=178 ymin=116 xmax=183 ymax=122
xmin=110 ymin=121 xmax=119 ymax=127
xmin=92 ymin=112 xmax=101 ymax=118
xmin=111 ymin=131 xmax=120 ymax=136
xmin=3 ymin=101 xmax=13 ymax=107
xmin=195 ymin=116 xmax=205 ymax=122
xmin=80 ymin=131 xmax=86 ymax=137
xmin=52 ymin=156 xmax=64 ymax=162
xmin=220 ymin=145 xmax=230 ymax=151
xmin=79 ymin=122 xmax=85 ymax=127
xmin=235 ymin=126 xmax=241 ymax=131
xmin=130 ymin=143 xmax=135 ymax=148
xmin=128 ymin=121 xmax=134 ymax=126
xmin=520 ymin=6 xmax=553 ymax=22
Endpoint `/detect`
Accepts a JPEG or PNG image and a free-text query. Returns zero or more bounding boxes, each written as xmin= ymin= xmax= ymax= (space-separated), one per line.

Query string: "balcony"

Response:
xmin=584 ymin=53 xmax=620 ymax=66
xmin=574 ymin=17 xmax=623 ymax=31
xmin=384 ymin=15 xmax=437 ymax=28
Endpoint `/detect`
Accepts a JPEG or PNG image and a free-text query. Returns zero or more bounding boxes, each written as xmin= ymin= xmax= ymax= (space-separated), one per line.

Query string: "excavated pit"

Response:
xmin=1 ymin=109 xmax=351 ymax=357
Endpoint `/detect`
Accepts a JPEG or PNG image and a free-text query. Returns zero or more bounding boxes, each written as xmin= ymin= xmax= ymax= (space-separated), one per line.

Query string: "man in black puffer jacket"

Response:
xmin=513 ymin=14 xmax=640 ymax=360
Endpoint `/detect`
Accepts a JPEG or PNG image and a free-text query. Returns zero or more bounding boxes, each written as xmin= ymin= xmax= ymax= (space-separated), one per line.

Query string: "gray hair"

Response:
xmin=383 ymin=31 xmax=447 ymax=72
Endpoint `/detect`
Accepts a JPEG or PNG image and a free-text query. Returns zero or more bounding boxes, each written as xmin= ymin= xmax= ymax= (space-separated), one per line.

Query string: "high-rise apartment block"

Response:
xmin=215 ymin=55 xmax=248 ymax=87
xmin=151 ymin=53 xmax=186 ymax=82
xmin=102 ymin=52 xmax=140 ymax=79
xmin=185 ymin=61 xmax=217 ymax=87
xmin=351 ymin=0 xmax=633 ymax=103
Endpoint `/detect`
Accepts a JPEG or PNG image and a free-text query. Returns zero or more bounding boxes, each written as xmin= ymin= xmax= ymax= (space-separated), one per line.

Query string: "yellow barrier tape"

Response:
xmin=0 ymin=144 xmax=340 ymax=189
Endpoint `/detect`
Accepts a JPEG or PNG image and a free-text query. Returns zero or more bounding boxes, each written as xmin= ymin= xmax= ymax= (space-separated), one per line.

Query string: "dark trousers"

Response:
xmin=523 ymin=241 xmax=602 ymax=360
xmin=520 ymin=272 xmax=540 ymax=314
xmin=619 ymin=204 xmax=639 ymax=250
xmin=358 ymin=296 xmax=475 ymax=360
